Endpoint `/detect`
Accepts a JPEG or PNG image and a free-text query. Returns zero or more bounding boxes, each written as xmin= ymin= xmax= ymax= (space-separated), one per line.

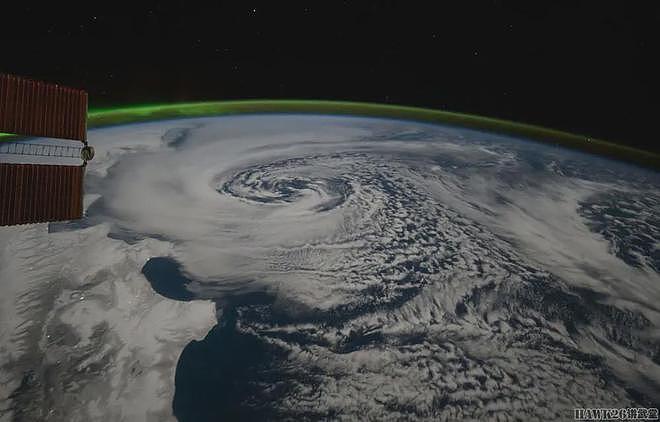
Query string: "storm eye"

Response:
xmin=218 ymin=156 xmax=354 ymax=212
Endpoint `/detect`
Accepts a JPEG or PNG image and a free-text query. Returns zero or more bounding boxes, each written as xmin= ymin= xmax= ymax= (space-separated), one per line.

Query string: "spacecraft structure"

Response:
xmin=0 ymin=73 xmax=93 ymax=226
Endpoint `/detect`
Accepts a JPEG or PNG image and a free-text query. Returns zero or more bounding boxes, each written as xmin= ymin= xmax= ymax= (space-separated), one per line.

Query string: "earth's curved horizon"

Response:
xmin=2 ymin=100 xmax=658 ymax=169
xmin=0 ymin=111 xmax=659 ymax=421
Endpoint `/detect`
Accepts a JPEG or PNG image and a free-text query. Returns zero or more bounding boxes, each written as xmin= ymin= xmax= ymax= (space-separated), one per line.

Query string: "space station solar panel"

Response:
xmin=0 ymin=74 xmax=88 ymax=226
xmin=0 ymin=163 xmax=84 ymax=226
xmin=0 ymin=73 xmax=87 ymax=141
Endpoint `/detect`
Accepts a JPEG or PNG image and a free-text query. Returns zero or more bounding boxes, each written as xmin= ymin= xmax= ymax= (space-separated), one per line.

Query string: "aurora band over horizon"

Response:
xmin=2 ymin=100 xmax=659 ymax=169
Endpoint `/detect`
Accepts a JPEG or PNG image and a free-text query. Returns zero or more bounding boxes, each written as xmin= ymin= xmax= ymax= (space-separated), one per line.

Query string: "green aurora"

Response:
xmin=2 ymin=100 xmax=659 ymax=169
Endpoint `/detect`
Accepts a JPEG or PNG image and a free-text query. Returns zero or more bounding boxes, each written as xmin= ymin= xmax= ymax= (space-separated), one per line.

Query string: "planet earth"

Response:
xmin=1 ymin=109 xmax=659 ymax=421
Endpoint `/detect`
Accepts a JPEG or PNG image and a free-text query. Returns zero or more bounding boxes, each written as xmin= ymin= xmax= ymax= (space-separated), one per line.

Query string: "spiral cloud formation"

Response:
xmin=1 ymin=114 xmax=658 ymax=421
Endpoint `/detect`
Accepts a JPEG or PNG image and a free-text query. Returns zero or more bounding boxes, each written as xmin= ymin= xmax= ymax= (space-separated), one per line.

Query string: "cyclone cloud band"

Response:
xmin=2 ymin=113 xmax=659 ymax=421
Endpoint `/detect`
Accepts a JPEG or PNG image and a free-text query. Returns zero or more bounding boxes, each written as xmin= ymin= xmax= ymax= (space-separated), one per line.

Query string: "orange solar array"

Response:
xmin=0 ymin=163 xmax=84 ymax=226
xmin=0 ymin=74 xmax=87 ymax=141
xmin=0 ymin=74 xmax=88 ymax=226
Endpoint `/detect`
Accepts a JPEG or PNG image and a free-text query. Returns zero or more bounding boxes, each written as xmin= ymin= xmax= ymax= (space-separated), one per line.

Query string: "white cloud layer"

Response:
xmin=1 ymin=115 xmax=658 ymax=420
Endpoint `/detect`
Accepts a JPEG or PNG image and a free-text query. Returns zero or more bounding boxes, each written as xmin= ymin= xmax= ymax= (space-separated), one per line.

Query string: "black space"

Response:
xmin=2 ymin=2 xmax=658 ymax=152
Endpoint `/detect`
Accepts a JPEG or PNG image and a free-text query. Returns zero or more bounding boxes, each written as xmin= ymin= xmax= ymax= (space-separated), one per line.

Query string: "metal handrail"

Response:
xmin=0 ymin=141 xmax=82 ymax=158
